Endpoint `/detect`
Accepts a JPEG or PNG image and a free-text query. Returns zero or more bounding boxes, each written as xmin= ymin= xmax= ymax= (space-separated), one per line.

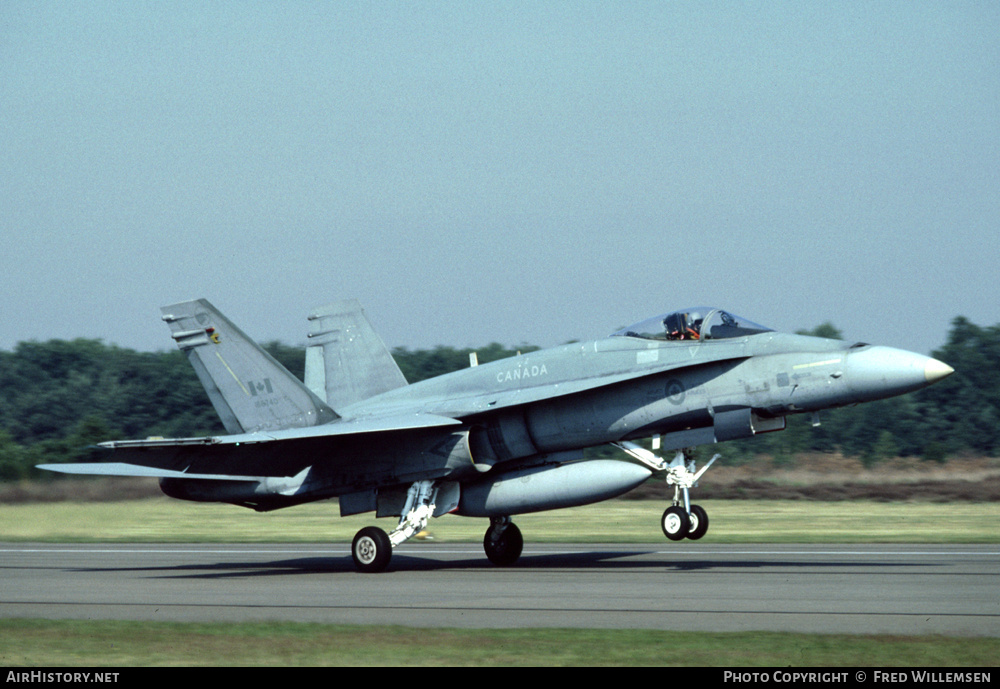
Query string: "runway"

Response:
xmin=2 ymin=543 xmax=997 ymax=636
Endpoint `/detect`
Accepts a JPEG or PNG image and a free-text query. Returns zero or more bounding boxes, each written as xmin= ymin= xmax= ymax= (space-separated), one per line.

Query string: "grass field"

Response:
xmin=2 ymin=619 xmax=998 ymax=667
xmin=1 ymin=497 xmax=997 ymax=543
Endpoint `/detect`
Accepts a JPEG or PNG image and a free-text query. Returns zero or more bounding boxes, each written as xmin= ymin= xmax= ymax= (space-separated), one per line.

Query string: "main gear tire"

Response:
xmin=483 ymin=522 xmax=523 ymax=566
xmin=352 ymin=526 xmax=392 ymax=573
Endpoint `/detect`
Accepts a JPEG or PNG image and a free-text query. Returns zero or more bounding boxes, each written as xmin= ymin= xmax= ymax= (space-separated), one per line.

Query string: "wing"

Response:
xmin=38 ymin=412 xmax=463 ymax=480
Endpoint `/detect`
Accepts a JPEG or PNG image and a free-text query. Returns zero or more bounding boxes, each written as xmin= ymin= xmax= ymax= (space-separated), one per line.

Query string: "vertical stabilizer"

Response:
xmin=305 ymin=300 xmax=408 ymax=408
xmin=161 ymin=299 xmax=338 ymax=434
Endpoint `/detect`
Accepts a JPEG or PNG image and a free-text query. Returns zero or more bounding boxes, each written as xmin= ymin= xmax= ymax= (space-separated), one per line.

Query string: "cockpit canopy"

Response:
xmin=611 ymin=308 xmax=772 ymax=342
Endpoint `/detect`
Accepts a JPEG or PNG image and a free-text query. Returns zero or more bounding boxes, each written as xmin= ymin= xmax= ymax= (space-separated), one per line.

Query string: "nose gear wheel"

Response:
xmin=661 ymin=506 xmax=689 ymax=540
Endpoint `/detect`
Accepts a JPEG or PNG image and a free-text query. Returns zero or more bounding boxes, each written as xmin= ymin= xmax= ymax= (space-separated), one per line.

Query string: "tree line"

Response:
xmin=0 ymin=317 xmax=994 ymax=481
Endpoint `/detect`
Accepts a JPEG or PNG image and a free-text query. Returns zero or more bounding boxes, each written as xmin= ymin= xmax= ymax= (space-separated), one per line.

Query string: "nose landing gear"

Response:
xmin=615 ymin=441 xmax=718 ymax=542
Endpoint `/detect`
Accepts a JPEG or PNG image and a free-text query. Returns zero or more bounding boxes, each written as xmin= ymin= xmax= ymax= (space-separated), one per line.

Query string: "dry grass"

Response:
xmin=6 ymin=454 xmax=999 ymax=506
xmin=628 ymin=453 xmax=1000 ymax=502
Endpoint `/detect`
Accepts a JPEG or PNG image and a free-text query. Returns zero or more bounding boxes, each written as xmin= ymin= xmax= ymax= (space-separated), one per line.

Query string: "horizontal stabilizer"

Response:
xmin=36 ymin=462 xmax=262 ymax=481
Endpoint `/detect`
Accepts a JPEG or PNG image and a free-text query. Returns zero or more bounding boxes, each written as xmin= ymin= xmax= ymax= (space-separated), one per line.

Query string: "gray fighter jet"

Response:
xmin=40 ymin=300 xmax=954 ymax=572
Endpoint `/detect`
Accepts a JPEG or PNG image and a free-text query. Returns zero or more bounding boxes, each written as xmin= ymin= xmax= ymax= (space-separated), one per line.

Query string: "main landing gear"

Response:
xmin=350 ymin=480 xmax=526 ymax=572
xmin=351 ymin=480 xmax=439 ymax=573
xmin=615 ymin=441 xmax=718 ymax=542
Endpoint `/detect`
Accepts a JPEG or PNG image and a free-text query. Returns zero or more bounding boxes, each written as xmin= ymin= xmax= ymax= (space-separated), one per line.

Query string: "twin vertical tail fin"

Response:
xmin=304 ymin=299 xmax=408 ymax=410
xmin=161 ymin=299 xmax=338 ymax=434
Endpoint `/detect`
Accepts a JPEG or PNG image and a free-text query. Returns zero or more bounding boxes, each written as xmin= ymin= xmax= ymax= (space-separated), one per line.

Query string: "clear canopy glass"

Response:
xmin=611 ymin=308 xmax=772 ymax=341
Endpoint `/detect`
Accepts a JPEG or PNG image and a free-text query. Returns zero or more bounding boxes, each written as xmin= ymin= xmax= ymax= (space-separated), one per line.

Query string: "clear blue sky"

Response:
xmin=3 ymin=1 xmax=997 ymax=356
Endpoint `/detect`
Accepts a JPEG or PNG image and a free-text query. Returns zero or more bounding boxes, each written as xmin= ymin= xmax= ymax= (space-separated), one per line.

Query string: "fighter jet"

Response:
xmin=40 ymin=300 xmax=954 ymax=572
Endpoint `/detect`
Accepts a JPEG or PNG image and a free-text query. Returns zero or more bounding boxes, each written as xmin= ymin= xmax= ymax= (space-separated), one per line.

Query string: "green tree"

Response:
xmin=796 ymin=322 xmax=844 ymax=340
xmin=2 ymin=313 xmax=998 ymax=484
xmin=917 ymin=317 xmax=1000 ymax=455
xmin=867 ymin=430 xmax=900 ymax=467
xmin=0 ymin=430 xmax=28 ymax=481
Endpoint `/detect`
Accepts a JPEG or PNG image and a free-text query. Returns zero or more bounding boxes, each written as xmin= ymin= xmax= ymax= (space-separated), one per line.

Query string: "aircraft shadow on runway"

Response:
xmin=69 ymin=549 xmax=925 ymax=578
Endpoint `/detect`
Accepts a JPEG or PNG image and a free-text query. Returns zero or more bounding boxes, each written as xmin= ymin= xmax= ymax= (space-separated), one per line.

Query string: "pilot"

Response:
xmin=686 ymin=313 xmax=702 ymax=339
xmin=664 ymin=313 xmax=701 ymax=340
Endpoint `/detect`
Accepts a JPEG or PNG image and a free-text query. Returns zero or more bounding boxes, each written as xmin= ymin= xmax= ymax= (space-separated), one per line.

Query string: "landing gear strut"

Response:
xmin=615 ymin=441 xmax=718 ymax=542
xmin=350 ymin=480 xmax=440 ymax=573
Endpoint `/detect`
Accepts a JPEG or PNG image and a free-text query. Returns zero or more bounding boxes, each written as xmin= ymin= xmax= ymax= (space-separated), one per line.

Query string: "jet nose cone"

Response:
xmin=924 ymin=358 xmax=954 ymax=384
xmin=846 ymin=346 xmax=952 ymax=403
